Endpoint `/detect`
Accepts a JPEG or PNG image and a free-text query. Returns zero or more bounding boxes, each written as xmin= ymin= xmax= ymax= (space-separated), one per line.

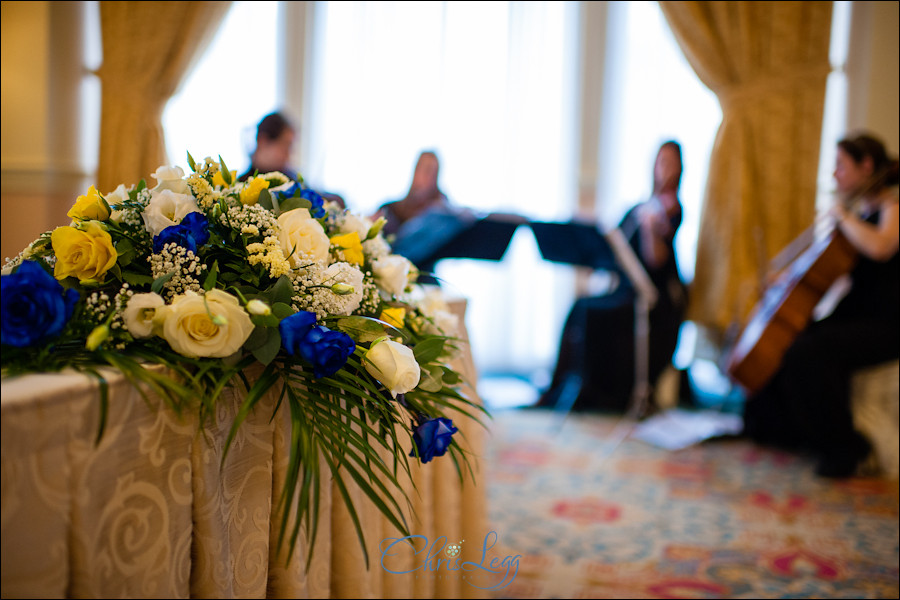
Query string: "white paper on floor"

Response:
xmin=630 ymin=408 xmax=743 ymax=450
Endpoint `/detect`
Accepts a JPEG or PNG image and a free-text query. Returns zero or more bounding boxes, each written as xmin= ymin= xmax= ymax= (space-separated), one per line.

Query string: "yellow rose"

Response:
xmin=380 ymin=307 xmax=406 ymax=329
xmin=240 ymin=177 xmax=270 ymax=205
xmin=212 ymin=169 xmax=237 ymax=188
xmin=330 ymin=231 xmax=364 ymax=265
xmin=51 ymin=221 xmax=117 ymax=282
xmin=67 ymin=185 xmax=110 ymax=221
xmin=154 ymin=289 xmax=254 ymax=358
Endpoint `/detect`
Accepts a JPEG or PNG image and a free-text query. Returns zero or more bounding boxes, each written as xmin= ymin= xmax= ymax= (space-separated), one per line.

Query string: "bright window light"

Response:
xmin=307 ymin=1 xmax=580 ymax=375
xmin=162 ymin=1 xmax=280 ymax=174
xmin=599 ymin=1 xmax=722 ymax=284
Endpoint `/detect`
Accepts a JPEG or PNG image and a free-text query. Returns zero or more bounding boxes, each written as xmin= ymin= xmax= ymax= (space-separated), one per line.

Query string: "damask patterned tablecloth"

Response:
xmin=1 ymin=299 xmax=488 ymax=599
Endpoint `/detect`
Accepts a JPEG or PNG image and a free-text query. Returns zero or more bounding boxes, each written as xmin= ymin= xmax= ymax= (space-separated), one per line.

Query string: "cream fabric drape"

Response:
xmin=1 ymin=298 xmax=489 ymax=599
xmin=658 ymin=1 xmax=833 ymax=342
xmin=96 ymin=1 xmax=232 ymax=192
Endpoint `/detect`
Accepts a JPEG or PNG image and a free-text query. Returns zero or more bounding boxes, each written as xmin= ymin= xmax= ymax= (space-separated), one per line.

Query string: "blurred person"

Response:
xmin=536 ymin=140 xmax=689 ymax=413
xmin=239 ymin=111 xmax=345 ymax=208
xmin=741 ymin=132 xmax=899 ymax=478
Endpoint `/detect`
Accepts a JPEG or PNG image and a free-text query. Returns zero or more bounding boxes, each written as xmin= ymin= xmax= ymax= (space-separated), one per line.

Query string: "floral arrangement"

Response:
xmin=0 ymin=155 xmax=485 ymax=564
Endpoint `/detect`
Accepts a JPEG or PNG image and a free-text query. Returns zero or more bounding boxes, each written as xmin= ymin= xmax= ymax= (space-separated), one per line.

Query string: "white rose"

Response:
xmin=142 ymin=189 xmax=201 ymax=237
xmin=123 ymin=292 xmax=165 ymax=338
xmin=372 ymin=255 xmax=412 ymax=297
xmin=105 ymin=184 xmax=131 ymax=223
xmin=364 ymin=338 xmax=421 ymax=398
xmin=340 ymin=213 xmax=373 ymax=241
xmin=154 ymin=289 xmax=253 ymax=358
xmin=277 ymin=208 xmax=331 ymax=267
xmin=105 ymin=183 xmax=130 ymax=206
xmin=151 ymin=165 xmax=190 ymax=195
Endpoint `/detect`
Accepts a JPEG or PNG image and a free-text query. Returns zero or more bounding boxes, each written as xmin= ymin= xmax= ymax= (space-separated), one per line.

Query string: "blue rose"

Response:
xmin=298 ymin=325 xmax=356 ymax=378
xmin=410 ymin=417 xmax=458 ymax=463
xmin=279 ymin=311 xmax=318 ymax=355
xmin=273 ymin=181 xmax=301 ymax=201
xmin=1 ymin=260 xmax=79 ymax=348
xmin=300 ymin=189 xmax=326 ymax=218
xmin=153 ymin=212 xmax=210 ymax=254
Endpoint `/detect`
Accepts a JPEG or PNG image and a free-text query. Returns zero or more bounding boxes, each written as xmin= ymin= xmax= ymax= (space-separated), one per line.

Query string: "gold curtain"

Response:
xmin=96 ymin=1 xmax=232 ymax=192
xmin=658 ymin=1 xmax=833 ymax=344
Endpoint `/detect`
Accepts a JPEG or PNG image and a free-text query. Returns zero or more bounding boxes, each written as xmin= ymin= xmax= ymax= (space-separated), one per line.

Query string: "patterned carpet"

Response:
xmin=482 ymin=408 xmax=900 ymax=599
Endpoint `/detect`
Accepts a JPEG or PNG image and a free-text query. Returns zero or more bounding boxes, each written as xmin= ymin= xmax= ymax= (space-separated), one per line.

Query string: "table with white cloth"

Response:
xmin=1 ymin=299 xmax=490 ymax=599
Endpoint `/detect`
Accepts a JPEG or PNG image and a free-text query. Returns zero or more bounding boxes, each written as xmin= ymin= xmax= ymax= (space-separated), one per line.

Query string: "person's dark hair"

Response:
xmin=837 ymin=133 xmax=900 ymax=190
xmin=653 ymin=140 xmax=683 ymax=193
xmin=256 ymin=112 xmax=294 ymax=143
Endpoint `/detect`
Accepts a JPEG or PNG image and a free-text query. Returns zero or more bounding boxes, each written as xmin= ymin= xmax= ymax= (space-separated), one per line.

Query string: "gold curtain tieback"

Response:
xmin=717 ymin=64 xmax=831 ymax=111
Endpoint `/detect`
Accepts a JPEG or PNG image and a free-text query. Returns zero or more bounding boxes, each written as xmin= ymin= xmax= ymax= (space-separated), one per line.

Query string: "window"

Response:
xmin=307 ymin=1 xmax=581 ymax=377
xmin=163 ymin=1 xmax=280 ymax=173
xmin=597 ymin=1 xmax=721 ymax=284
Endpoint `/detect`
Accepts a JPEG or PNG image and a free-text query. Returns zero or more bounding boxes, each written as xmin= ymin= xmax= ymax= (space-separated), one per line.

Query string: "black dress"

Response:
xmin=537 ymin=203 xmax=688 ymax=412
xmin=742 ymin=209 xmax=900 ymax=475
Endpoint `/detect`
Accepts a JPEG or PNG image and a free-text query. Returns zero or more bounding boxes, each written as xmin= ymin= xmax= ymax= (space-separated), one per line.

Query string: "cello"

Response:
xmin=724 ymin=162 xmax=899 ymax=394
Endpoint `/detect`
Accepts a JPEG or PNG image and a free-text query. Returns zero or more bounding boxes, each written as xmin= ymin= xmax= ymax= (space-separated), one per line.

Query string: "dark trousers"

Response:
xmin=538 ymin=289 xmax=680 ymax=412
xmin=743 ymin=315 xmax=900 ymax=455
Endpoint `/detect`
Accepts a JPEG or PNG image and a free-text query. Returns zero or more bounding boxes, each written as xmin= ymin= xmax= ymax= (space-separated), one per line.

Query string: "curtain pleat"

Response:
xmin=658 ymin=1 xmax=833 ymax=344
xmin=96 ymin=1 xmax=232 ymax=192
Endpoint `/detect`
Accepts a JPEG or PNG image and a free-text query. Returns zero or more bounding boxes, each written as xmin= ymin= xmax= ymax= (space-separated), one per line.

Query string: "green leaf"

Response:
xmin=108 ymin=263 xmax=123 ymax=282
xmin=243 ymin=325 xmax=271 ymax=351
xmin=440 ymin=366 xmax=461 ymax=385
xmin=413 ymin=337 xmax=446 ymax=365
xmin=252 ymin=329 xmax=282 ymax=365
xmin=123 ymin=271 xmax=154 ymax=287
xmin=336 ymin=316 xmax=386 ymax=343
xmin=203 ymin=261 xmax=219 ymax=291
xmin=418 ymin=364 xmax=444 ymax=392
xmin=151 ymin=271 xmax=176 ymax=294
xmin=116 ymin=238 xmax=135 ymax=267
xmin=271 ymin=302 xmax=294 ymax=319
xmin=187 ymin=152 xmax=197 ymax=172
xmin=257 ymin=188 xmax=273 ymax=211
xmin=269 ymin=275 xmax=294 ymax=306
xmin=278 ymin=197 xmax=310 ymax=214
xmin=251 ymin=314 xmax=281 ymax=328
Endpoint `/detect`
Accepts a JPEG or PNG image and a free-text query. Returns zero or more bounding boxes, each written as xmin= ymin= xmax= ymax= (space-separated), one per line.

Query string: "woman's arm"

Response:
xmin=831 ymin=193 xmax=900 ymax=261
xmin=637 ymin=199 xmax=679 ymax=269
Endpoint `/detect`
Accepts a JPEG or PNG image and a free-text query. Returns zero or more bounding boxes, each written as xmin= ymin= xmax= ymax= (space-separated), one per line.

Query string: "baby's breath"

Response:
xmin=149 ymin=243 xmax=207 ymax=300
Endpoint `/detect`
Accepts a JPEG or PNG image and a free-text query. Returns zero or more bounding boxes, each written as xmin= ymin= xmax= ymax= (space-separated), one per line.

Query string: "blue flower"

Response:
xmin=1 ymin=261 xmax=79 ymax=348
xmin=273 ymin=181 xmax=301 ymax=201
xmin=410 ymin=417 xmax=458 ymax=463
xmin=279 ymin=311 xmax=318 ymax=355
xmin=280 ymin=311 xmax=355 ymax=378
xmin=273 ymin=183 xmax=325 ymax=218
xmin=298 ymin=325 xmax=356 ymax=378
xmin=153 ymin=212 xmax=210 ymax=254
xmin=300 ymin=189 xmax=326 ymax=218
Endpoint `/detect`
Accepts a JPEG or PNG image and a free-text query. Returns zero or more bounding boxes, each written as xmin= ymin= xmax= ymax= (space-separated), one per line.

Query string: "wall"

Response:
xmin=1 ymin=1 xmax=92 ymax=263
xmin=846 ymin=0 xmax=900 ymax=155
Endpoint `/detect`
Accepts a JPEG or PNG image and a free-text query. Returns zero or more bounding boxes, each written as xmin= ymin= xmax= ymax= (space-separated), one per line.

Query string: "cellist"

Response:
xmin=742 ymin=132 xmax=899 ymax=478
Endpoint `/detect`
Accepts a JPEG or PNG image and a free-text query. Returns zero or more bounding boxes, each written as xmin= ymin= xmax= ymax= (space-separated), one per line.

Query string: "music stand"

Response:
xmin=390 ymin=210 xmax=522 ymax=279
xmin=529 ymin=221 xmax=658 ymax=420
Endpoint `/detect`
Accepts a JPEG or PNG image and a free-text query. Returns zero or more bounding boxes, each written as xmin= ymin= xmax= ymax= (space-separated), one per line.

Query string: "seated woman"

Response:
xmin=742 ymin=132 xmax=899 ymax=478
xmin=374 ymin=150 xmax=453 ymax=237
xmin=536 ymin=141 xmax=689 ymax=413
